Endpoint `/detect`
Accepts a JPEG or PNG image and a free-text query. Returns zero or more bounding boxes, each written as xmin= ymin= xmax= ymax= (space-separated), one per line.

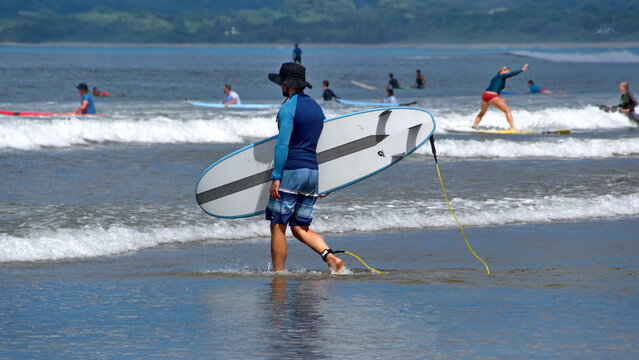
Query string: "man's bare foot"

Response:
xmin=326 ymin=255 xmax=344 ymax=274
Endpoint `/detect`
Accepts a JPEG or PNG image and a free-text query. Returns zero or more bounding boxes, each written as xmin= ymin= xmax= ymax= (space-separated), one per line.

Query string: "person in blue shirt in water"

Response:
xmin=74 ymin=83 xmax=96 ymax=114
xmin=292 ymin=43 xmax=302 ymax=64
xmin=528 ymin=80 xmax=555 ymax=94
xmin=266 ymin=62 xmax=344 ymax=273
xmin=472 ymin=64 xmax=528 ymax=130
xmin=322 ymin=80 xmax=338 ymax=101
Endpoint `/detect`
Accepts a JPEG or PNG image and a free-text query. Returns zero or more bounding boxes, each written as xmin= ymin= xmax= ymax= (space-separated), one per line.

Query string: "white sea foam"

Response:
xmin=437 ymin=105 xmax=635 ymax=132
xmin=2 ymin=193 xmax=638 ymax=262
xmin=0 ymin=221 xmax=269 ymax=262
xmin=314 ymin=193 xmax=639 ymax=233
xmin=507 ymin=50 xmax=639 ymax=63
xmin=0 ymin=115 xmax=278 ymax=150
xmin=415 ymin=137 xmax=639 ymax=159
xmin=1 ymin=105 xmax=634 ymax=151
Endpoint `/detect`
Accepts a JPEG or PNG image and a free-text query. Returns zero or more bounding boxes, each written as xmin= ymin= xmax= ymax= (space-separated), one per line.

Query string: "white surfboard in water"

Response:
xmin=186 ymin=100 xmax=278 ymax=110
xmin=196 ymin=107 xmax=436 ymax=218
xmin=335 ymin=98 xmax=417 ymax=107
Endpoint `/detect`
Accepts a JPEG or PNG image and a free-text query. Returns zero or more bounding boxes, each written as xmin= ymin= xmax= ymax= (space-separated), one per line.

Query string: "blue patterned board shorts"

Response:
xmin=266 ymin=168 xmax=319 ymax=226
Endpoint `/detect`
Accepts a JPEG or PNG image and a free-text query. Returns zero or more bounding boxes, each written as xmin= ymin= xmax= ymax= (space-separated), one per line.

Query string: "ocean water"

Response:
xmin=1 ymin=44 xmax=638 ymax=359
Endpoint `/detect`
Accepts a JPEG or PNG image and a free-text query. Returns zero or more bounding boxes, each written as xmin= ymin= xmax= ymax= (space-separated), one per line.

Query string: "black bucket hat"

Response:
xmin=268 ymin=62 xmax=312 ymax=89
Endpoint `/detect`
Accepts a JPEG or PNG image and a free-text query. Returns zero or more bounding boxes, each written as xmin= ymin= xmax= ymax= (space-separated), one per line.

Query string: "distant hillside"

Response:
xmin=1 ymin=0 xmax=637 ymax=44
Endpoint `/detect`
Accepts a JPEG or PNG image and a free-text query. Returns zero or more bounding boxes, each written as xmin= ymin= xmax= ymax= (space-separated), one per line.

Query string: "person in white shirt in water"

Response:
xmin=382 ymin=88 xmax=397 ymax=104
xmin=222 ymin=84 xmax=241 ymax=107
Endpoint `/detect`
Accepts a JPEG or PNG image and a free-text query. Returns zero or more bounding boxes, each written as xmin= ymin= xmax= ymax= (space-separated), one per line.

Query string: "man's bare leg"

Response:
xmin=291 ymin=225 xmax=344 ymax=273
xmin=270 ymin=223 xmax=288 ymax=272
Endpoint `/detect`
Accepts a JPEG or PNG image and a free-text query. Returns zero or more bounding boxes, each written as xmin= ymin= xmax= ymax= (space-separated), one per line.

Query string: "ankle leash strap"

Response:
xmin=321 ymin=248 xmax=345 ymax=262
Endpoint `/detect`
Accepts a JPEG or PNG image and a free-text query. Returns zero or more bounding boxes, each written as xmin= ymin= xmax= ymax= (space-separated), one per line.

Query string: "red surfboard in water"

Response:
xmin=0 ymin=110 xmax=105 ymax=117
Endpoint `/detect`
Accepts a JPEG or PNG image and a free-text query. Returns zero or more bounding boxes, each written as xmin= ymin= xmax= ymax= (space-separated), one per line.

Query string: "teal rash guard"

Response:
xmin=485 ymin=70 xmax=522 ymax=95
xmin=272 ymin=92 xmax=325 ymax=181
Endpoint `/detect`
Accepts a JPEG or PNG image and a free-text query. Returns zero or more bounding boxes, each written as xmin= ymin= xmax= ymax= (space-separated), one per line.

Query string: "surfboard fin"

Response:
xmin=379 ymin=109 xmax=392 ymax=117
xmin=391 ymin=152 xmax=405 ymax=160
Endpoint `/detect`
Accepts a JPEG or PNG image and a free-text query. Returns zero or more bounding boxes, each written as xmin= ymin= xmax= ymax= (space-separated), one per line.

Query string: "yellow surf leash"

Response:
xmin=343 ymin=251 xmax=386 ymax=274
xmin=323 ymin=249 xmax=386 ymax=274
xmin=429 ymin=136 xmax=492 ymax=275
xmin=321 ymin=135 xmax=490 ymax=276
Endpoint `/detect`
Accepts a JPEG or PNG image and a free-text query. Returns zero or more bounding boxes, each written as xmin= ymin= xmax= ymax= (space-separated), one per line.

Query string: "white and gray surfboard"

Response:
xmin=196 ymin=107 xmax=436 ymax=218
xmin=186 ymin=100 xmax=278 ymax=110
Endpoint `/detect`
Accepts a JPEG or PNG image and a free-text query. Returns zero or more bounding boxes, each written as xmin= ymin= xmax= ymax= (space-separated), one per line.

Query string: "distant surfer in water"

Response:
xmin=386 ymin=73 xmax=400 ymax=89
xmin=527 ymin=80 xmax=562 ymax=94
xmin=92 ymin=87 xmax=120 ymax=97
xmin=292 ymin=43 xmax=302 ymax=64
xmin=73 ymin=83 xmax=96 ymax=115
xmin=382 ymin=88 xmax=397 ymax=104
xmin=222 ymin=84 xmax=241 ymax=106
xmin=600 ymin=82 xmax=639 ymax=123
xmin=322 ymin=80 xmax=338 ymax=101
xmin=472 ymin=63 xmax=528 ymax=130
xmin=266 ymin=62 xmax=344 ymax=273
xmin=412 ymin=69 xmax=427 ymax=89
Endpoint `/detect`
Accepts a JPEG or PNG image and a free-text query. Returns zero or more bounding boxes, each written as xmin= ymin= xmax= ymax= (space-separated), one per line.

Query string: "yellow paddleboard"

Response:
xmin=351 ymin=80 xmax=378 ymax=90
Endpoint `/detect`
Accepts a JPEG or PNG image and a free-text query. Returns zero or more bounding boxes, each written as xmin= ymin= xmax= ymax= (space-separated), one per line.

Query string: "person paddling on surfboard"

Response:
xmin=527 ymin=80 xmax=555 ymax=94
xmin=266 ymin=62 xmax=345 ymax=274
xmin=73 ymin=83 xmax=96 ymax=115
xmin=472 ymin=64 xmax=528 ymax=131
xmin=222 ymin=84 xmax=242 ymax=106
xmin=92 ymin=87 xmax=121 ymax=97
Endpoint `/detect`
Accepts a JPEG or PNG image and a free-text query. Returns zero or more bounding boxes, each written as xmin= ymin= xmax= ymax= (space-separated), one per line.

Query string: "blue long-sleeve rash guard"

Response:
xmin=485 ymin=70 xmax=522 ymax=95
xmin=272 ymin=92 xmax=325 ymax=181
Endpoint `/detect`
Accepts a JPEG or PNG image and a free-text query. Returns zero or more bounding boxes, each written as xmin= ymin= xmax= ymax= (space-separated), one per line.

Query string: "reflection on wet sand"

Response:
xmin=264 ymin=277 xmax=329 ymax=359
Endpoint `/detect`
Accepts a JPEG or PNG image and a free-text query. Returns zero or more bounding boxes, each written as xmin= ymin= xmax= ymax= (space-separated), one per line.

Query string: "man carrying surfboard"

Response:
xmin=266 ymin=62 xmax=344 ymax=273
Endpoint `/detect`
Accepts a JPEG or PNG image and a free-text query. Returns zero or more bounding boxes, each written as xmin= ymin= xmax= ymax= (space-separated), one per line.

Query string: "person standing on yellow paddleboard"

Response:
xmin=473 ymin=63 xmax=528 ymax=130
